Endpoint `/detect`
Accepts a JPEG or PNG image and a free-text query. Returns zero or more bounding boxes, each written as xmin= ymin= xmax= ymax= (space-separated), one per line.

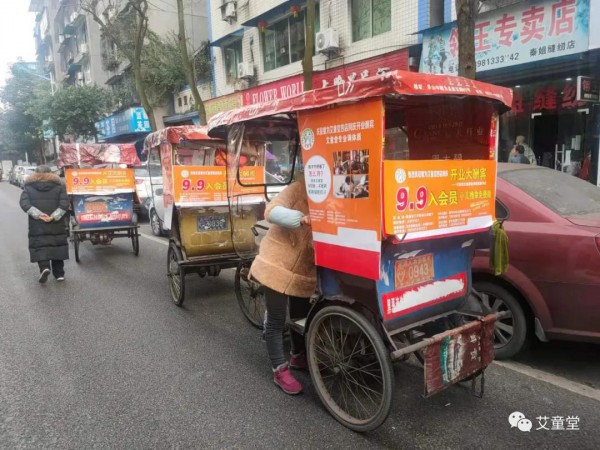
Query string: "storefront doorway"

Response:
xmin=531 ymin=109 xmax=588 ymax=173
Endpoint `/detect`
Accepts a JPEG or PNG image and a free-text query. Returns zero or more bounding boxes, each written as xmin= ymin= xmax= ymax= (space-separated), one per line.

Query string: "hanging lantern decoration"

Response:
xmin=257 ymin=20 xmax=268 ymax=33
xmin=290 ymin=5 xmax=300 ymax=17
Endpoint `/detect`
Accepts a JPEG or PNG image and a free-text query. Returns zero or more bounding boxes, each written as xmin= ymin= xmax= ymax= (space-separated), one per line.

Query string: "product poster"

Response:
xmin=72 ymin=192 xmax=134 ymax=228
xmin=65 ymin=168 xmax=135 ymax=195
xmin=298 ymin=98 xmax=383 ymax=280
xmin=383 ymin=159 xmax=497 ymax=241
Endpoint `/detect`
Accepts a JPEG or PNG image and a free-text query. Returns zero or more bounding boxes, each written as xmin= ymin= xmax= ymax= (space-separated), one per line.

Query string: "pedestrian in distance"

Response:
xmin=19 ymin=165 xmax=69 ymax=283
xmin=509 ymin=144 xmax=530 ymax=165
xmin=509 ymin=136 xmax=536 ymax=165
xmin=249 ymin=176 xmax=316 ymax=395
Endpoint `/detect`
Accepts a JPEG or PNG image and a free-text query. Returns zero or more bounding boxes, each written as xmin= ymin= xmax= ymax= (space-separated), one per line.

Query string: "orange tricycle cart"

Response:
xmin=58 ymin=143 xmax=142 ymax=263
xmin=143 ymin=126 xmax=266 ymax=324
xmin=208 ymin=71 xmax=513 ymax=431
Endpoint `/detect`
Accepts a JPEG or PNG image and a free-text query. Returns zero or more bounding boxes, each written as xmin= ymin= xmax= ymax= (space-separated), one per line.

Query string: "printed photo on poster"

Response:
xmin=333 ymin=174 xmax=369 ymax=199
xmin=332 ymin=150 xmax=369 ymax=199
xmin=332 ymin=150 xmax=369 ymax=175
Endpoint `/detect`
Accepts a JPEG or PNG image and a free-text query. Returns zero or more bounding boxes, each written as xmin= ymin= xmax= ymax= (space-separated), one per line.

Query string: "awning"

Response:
xmin=163 ymin=111 xmax=199 ymax=124
xmin=209 ymin=28 xmax=244 ymax=47
xmin=241 ymin=0 xmax=306 ymax=27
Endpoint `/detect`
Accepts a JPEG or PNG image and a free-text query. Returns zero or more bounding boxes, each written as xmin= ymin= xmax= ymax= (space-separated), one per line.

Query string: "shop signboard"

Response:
xmin=577 ymin=76 xmax=599 ymax=102
xmin=95 ymin=107 xmax=151 ymax=140
xmin=204 ymin=92 xmax=242 ymax=119
xmin=420 ymin=0 xmax=590 ymax=75
xmin=242 ymin=49 xmax=408 ymax=105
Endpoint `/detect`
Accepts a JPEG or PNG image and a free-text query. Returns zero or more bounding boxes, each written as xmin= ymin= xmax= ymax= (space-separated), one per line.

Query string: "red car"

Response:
xmin=472 ymin=164 xmax=600 ymax=359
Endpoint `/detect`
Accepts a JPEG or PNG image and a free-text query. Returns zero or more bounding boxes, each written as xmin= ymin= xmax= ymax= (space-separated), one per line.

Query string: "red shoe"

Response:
xmin=273 ymin=363 xmax=303 ymax=395
xmin=290 ymin=353 xmax=308 ymax=371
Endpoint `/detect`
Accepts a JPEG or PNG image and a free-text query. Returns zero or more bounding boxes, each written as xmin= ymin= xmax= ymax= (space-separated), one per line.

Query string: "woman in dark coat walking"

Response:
xmin=20 ymin=165 xmax=69 ymax=283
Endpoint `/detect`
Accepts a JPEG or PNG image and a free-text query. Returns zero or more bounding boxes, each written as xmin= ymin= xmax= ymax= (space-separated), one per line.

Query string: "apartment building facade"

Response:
xmin=199 ymin=0 xmax=451 ymax=120
xmin=30 ymin=0 xmax=211 ymax=142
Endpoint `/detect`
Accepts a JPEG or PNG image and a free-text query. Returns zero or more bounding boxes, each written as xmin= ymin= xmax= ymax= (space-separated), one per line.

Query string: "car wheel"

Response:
xmin=150 ymin=210 xmax=163 ymax=236
xmin=472 ymin=281 xmax=529 ymax=359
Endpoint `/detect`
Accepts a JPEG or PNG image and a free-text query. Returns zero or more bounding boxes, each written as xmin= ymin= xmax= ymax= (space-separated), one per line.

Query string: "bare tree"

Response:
xmin=302 ymin=0 xmax=316 ymax=91
xmin=81 ymin=0 xmax=157 ymax=130
xmin=455 ymin=0 xmax=477 ymax=79
xmin=176 ymin=0 xmax=207 ymax=124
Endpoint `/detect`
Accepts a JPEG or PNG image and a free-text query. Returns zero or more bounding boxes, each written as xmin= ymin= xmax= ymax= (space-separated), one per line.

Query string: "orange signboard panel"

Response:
xmin=383 ymin=159 xmax=496 ymax=240
xmin=173 ymin=166 xmax=228 ymax=205
xmin=65 ymin=168 xmax=135 ymax=195
xmin=297 ymin=97 xmax=384 ymax=280
xmin=173 ymin=165 xmax=266 ymax=205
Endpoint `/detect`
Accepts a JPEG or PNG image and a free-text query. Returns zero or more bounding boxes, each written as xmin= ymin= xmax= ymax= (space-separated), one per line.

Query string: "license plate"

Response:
xmin=197 ymin=215 xmax=228 ymax=231
xmin=395 ymin=253 xmax=434 ymax=290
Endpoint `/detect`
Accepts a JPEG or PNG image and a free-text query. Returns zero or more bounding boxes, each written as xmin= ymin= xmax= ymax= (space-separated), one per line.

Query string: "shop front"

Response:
xmin=420 ymin=0 xmax=600 ymax=186
xmin=240 ymin=48 xmax=409 ymax=106
xmin=96 ymin=107 xmax=152 ymax=144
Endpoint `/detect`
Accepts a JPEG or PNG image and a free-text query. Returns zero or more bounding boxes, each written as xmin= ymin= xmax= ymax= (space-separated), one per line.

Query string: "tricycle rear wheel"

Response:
xmin=131 ymin=229 xmax=140 ymax=256
xmin=167 ymin=242 xmax=186 ymax=307
xmin=234 ymin=262 xmax=266 ymax=329
xmin=307 ymin=305 xmax=394 ymax=432
xmin=73 ymin=232 xmax=80 ymax=263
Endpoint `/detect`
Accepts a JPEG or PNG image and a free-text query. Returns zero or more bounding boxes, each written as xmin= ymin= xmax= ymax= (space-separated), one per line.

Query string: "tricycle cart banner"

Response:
xmin=298 ymin=97 xmax=383 ymax=280
xmin=65 ymin=168 xmax=136 ymax=195
xmin=383 ymin=159 xmax=496 ymax=241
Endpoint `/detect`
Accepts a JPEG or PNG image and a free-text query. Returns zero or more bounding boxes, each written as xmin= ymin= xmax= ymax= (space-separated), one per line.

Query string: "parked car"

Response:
xmin=10 ymin=166 xmax=23 ymax=185
xmin=134 ymin=164 xmax=163 ymax=217
xmin=18 ymin=166 xmax=37 ymax=188
xmin=472 ymin=164 xmax=600 ymax=359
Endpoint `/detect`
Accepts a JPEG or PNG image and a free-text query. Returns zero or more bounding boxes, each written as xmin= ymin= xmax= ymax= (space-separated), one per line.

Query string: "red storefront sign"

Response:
xmin=242 ymin=49 xmax=409 ymax=106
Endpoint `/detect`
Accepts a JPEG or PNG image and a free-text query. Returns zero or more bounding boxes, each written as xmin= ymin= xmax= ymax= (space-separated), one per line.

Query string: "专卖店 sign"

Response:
xmin=420 ymin=0 xmax=590 ymax=75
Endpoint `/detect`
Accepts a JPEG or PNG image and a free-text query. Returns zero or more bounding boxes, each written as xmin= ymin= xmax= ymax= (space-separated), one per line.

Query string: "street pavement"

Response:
xmin=1 ymin=181 xmax=599 ymax=449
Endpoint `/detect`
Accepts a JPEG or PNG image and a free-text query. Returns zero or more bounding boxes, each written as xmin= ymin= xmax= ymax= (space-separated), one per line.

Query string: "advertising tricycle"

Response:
xmin=142 ymin=126 xmax=268 ymax=326
xmin=208 ymin=70 xmax=513 ymax=431
xmin=57 ymin=143 xmax=142 ymax=263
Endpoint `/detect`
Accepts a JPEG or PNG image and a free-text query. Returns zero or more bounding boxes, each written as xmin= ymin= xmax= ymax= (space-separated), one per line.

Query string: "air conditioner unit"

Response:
xmin=237 ymin=61 xmax=254 ymax=79
xmin=225 ymin=2 xmax=236 ymax=20
xmin=58 ymin=34 xmax=65 ymax=44
xmin=316 ymin=28 xmax=339 ymax=54
xmin=80 ymin=43 xmax=88 ymax=54
xmin=76 ymin=72 xmax=84 ymax=81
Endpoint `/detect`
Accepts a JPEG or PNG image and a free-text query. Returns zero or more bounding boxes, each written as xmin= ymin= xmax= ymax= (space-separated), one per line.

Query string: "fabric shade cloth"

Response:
xmin=57 ymin=143 xmax=141 ymax=168
xmin=207 ymin=70 xmax=513 ymax=133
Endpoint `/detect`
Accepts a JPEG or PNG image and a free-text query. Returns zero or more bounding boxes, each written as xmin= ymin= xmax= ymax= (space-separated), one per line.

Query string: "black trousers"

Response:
xmin=38 ymin=260 xmax=65 ymax=278
xmin=263 ymin=287 xmax=311 ymax=368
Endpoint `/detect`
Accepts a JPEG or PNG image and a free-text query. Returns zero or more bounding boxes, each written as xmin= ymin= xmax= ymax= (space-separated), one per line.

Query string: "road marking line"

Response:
xmin=139 ymin=232 xmax=169 ymax=246
xmin=495 ymin=360 xmax=600 ymax=402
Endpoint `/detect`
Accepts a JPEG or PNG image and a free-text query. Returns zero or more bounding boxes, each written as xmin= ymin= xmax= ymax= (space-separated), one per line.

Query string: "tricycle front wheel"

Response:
xmin=307 ymin=305 xmax=394 ymax=432
xmin=234 ymin=262 xmax=266 ymax=329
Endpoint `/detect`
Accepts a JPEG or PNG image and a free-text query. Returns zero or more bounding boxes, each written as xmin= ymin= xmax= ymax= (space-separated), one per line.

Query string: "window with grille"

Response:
xmin=262 ymin=4 xmax=320 ymax=72
xmin=351 ymin=0 xmax=391 ymax=42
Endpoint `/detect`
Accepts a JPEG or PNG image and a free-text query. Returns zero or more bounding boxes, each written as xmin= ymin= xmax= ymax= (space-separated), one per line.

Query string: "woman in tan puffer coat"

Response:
xmin=250 ymin=177 xmax=316 ymax=395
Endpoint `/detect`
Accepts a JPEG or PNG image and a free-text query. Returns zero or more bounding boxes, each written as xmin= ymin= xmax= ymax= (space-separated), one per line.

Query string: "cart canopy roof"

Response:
xmin=57 ymin=143 xmax=141 ymax=168
xmin=207 ymin=70 xmax=512 ymax=135
xmin=143 ymin=125 xmax=222 ymax=153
